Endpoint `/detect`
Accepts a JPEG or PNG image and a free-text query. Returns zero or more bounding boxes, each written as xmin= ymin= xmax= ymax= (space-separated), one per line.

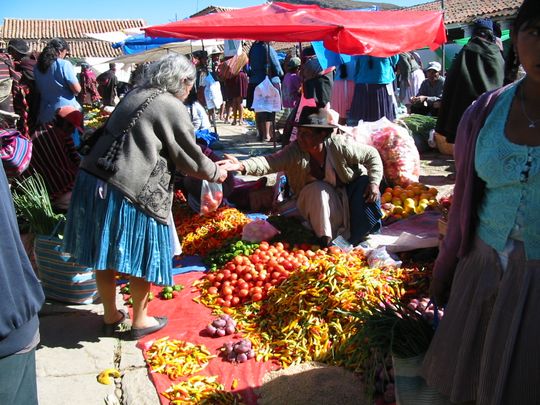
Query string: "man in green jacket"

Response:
xmin=224 ymin=106 xmax=383 ymax=246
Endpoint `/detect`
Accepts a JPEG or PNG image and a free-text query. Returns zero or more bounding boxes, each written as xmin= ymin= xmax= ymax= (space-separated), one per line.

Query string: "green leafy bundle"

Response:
xmin=12 ymin=174 xmax=65 ymax=236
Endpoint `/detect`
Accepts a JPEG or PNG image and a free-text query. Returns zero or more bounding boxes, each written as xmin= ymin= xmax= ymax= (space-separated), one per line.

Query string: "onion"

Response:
xmin=236 ymin=353 xmax=248 ymax=363
xmin=216 ymin=328 xmax=226 ymax=337
xmin=206 ymin=324 xmax=217 ymax=335
xmin=247 ymin=349 xmax=255 ymax=359
xmin=212 ymin=319 xmax=226 ymax=328
xmin=225 ymin=325 xmax=236 ymax=335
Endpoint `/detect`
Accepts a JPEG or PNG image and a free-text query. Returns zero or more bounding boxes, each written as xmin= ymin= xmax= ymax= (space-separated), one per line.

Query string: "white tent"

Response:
xmin=104 ymin=39 xmax=224 ymax=65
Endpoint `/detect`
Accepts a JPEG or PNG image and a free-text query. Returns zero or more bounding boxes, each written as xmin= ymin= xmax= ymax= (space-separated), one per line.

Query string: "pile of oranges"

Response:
xmin=380 ymin=183 xmax=439 ymax=222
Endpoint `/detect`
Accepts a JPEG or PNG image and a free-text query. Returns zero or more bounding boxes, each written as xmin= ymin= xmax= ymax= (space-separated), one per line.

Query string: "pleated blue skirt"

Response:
xmin=63 ymin=170 xmax=173 ymax=286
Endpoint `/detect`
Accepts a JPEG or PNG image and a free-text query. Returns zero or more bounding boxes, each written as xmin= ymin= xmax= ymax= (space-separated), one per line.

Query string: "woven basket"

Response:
xmin=434 ymin=133 xmax=454 ymax=156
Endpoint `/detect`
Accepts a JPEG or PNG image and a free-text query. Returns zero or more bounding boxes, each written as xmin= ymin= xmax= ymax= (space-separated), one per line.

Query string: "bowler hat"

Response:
xmin=474 ymin=18 xmax=494 ymax=32
xmin=7 ymin=39 xmax=30 ymax=55
xmin=56 ymin=106 xmax=83 ymax=132
xmin=295 ymin=107 xmax=337 ymax=130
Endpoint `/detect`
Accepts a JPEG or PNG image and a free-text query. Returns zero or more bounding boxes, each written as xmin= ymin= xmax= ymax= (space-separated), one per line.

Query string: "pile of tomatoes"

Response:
xmin=201 ymin=241 xmax=313 ymax=307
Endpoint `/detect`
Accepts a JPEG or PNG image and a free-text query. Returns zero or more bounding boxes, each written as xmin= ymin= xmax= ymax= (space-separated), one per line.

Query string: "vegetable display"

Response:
xmin=221 ymin=339 xmax=256 ymax=363
xmin=162 ymin=375 xmax=244 ymax=404
xmin=174 ymin=206 xmax=251 ymax=256
xmin=206 ymin=314 xmax=237 ymax=337
xmin=145 ymin=337 xmax=216 ymax=380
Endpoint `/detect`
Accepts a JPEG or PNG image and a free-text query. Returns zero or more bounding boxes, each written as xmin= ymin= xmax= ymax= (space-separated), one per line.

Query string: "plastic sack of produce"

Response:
xmin=199 ymin=180 xmax=223 ymax=215
xmin=251 ymin=76 xmax=281 ymax=113
xmin=241 ymin=219 xmax=280 ymax=242
xmin=367 ymin=117 xmax=420 ymax=187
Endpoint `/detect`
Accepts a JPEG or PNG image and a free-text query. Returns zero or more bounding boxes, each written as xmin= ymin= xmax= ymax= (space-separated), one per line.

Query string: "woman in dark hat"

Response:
xmin=435 ymin=18 xmax=505 ymax=144
xmin=222 ymin=106 xmax=383 ymax=246
xmin=34 ymin=38 xmax=81 ymax=125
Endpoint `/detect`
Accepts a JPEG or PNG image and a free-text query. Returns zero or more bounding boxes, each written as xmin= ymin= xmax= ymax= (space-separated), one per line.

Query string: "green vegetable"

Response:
xmin=12 ymin=174 xmax=65 ymax=236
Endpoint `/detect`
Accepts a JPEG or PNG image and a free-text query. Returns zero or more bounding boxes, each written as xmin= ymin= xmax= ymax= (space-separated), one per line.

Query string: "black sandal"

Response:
xmin=102 ymin=309 xmax=128 ymax=337
xmin=130 ymin=316 xmax=168 ymax=340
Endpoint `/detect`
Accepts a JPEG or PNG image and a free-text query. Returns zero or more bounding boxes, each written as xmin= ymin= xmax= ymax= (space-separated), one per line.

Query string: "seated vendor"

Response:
xmin=223 ymin=106 xmax=384 ymax=246
xmin=410 ymin=61 xmax=445 ymax=117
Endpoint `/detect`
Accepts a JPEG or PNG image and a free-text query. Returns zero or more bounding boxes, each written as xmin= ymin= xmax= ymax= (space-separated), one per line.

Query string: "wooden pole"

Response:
xmin=441 ymin=0 xmax=446 ymax=74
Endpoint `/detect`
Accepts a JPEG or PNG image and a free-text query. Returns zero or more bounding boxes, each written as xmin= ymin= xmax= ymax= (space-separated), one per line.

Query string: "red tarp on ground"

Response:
xmin=133 ymin=272 xmax=279 ymax=405
xmin=144 ymin=2 xmax=446 ymax=57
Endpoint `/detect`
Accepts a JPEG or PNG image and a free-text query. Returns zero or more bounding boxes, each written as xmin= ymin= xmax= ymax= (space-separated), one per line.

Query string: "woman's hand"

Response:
xmin=363 ymin=183 xmax=380 ymax=203
xmin=216 ymin=166 xmax=228 ymax=183
xmin=217 ymin=154 xmax=245 ymax=173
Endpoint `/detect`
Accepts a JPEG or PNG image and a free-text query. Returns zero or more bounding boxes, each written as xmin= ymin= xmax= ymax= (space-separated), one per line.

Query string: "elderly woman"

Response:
xmin=224 ymin=106 xmax=383 ymax=247
xmin=34 ymin=38 xmax=81 ymax=125
xmin=63 ymin=54 xmax=229 ymax=340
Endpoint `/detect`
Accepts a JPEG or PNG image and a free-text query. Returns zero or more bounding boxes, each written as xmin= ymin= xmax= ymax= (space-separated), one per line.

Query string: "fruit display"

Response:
xmin=196 ymin=241 xmax=311 ymax=308
xmin=242 ymin=109 xmax=255 ymax=121
xmin=380 ymin=183 xmax=439 ymax=222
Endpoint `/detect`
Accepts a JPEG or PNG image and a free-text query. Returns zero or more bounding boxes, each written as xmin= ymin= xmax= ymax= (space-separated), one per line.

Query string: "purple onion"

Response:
xmin=206 ymin=324 xmax=217 ymax=335
xmin=236 ymin=353 xmax=248 ymax=363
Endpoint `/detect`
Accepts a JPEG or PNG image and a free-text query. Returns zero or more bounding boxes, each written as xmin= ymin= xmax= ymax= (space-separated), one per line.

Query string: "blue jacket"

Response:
xmin=0 ymin=166 xmax=45 ymax=358
xmin=247 ymin=42 xmax=284 ymax=85
xmin=353 ymin=55 xmax=399 ymax=85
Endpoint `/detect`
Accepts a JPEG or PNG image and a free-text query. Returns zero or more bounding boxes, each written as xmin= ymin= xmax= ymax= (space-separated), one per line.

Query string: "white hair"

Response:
xmin=141 ymin=54 xmax=196 ymax=96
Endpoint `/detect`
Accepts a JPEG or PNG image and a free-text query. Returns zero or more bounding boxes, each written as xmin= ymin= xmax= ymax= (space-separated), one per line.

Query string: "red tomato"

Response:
xmin=223 ymin=300 xmax=231 ymax=307
xmin=208 ymin=286 xmax=218 ymax=295
xmin=222 ymin=269 xmax=231 ymax=279
xmin=231 ymin=296 xmax=240 ymax=306
xmin=238 ymin=289 xmax=249 ymax=298
xmin=224 ymin=294 xmax=233 ymax=302
xmin=243 ymin=273 xmax=253 ymax=281
xmin=234 ymin=256 xmax=243 ymax=265
xmin=252 ymin=293 xmax=263 ymax=302
xmin=222 ymin=286 xmax=233 ymax=296
xmin=213 ymin=281 xmax=222 ymax=288
xmin=216 ymin=298 xmax=225 ymax=306
xmin=216 ymin=273 xmax=225 ymax=281
xmin=206 ymin=273 xmax=216 ymax=282
xmin=230 ymin=272 xmax=238 ymax=280
xmin=255 ymin=280 xmax=264 ymax=287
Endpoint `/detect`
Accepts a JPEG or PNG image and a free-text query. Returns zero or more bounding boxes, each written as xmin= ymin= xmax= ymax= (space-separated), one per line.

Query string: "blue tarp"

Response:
xmin=112 ymin=34 xmax=185 ymax=54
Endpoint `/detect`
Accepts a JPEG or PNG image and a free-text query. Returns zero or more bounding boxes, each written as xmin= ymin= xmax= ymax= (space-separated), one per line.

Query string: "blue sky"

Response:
xmin=1 ymin=0 xmax=430 ymax=26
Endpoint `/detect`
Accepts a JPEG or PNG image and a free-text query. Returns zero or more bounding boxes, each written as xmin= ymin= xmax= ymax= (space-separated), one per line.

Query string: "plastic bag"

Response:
xmin=368 ymin=117 xmax=420 ymax=187
xmin=367 ymin=246 xmax=402 ymax=269
xmin=204 ymin=74 xmax=223 ymax=110
xmin=252 ymin=76 xmax=281 ymax=113
xmin=200 ymin=180 xmax=223 ymax=215
xmin=242 ymin=219 xmax=280 ymax=243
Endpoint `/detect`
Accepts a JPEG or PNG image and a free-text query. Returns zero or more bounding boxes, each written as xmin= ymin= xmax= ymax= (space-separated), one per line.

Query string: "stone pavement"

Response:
xmin=35 ymin=120 xmax=454 ymax=405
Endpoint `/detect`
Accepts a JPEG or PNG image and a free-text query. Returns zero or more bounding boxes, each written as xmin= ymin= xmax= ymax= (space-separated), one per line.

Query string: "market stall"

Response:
xmin=144 ymin=2 xmax=446 ymax=56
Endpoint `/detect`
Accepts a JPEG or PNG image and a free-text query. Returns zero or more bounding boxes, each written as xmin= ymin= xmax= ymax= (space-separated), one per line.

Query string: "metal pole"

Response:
xmin=441 ymin=0 xmax=446 ymax=74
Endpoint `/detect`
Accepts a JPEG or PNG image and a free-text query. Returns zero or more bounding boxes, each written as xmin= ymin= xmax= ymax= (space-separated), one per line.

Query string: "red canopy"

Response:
xmin=144 ymin=2 xmax=446 ymax=57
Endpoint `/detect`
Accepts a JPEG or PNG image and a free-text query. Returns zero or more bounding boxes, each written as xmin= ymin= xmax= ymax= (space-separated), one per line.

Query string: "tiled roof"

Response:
xmin=404 ymin=0 xmax=521 ymax=25
xmin=283 ymin=0 xmax=399 ymax=11
xmin=1 ymin=18 xmax=146 ymax=58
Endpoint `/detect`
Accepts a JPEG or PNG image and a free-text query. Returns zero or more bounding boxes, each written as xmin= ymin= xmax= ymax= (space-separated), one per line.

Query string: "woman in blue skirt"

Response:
xmin=63 ymin=55 xmax=229 ymax=339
